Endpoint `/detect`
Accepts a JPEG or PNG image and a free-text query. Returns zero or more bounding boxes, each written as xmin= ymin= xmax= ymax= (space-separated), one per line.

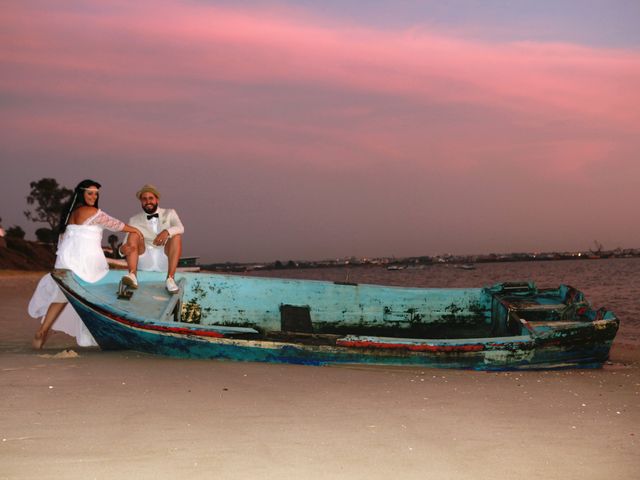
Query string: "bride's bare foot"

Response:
xmin=32 ymin=331 xmax=47 ymax=350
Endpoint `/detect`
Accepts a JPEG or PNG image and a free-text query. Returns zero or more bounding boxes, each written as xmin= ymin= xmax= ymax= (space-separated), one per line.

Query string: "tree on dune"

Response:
xmin=23 ymin=178 xmax=72 ymax=239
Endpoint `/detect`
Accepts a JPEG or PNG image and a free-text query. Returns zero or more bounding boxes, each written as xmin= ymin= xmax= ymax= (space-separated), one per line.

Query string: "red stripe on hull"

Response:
xmin=336 ymin=340 xmax=485 ymax=352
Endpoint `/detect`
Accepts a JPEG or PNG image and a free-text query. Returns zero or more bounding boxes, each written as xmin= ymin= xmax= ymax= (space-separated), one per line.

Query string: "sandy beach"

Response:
xmin=1 ymin=271 xmax=638 ymax=480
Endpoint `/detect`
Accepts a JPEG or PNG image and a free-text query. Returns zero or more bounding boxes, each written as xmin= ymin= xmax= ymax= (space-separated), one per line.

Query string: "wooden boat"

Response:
xmin=51 ymin=269 xmax=619 ymax=370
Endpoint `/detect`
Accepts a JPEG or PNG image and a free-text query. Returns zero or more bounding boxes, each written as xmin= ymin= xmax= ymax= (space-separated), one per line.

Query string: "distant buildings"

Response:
xmin=200 ymin=248 xmax=640 ymax=272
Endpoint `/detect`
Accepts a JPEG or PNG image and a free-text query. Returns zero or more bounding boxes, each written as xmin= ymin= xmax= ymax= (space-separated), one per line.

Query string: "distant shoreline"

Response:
xmin=1 ymin=237 xmax=638 ymax=273
xmin=201 ymin=251 xmax=640 ymax=273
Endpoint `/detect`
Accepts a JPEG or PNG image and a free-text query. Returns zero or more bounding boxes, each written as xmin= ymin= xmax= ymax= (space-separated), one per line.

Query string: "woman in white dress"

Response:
xmin=28 ymin=179 xmax=143 ymax=349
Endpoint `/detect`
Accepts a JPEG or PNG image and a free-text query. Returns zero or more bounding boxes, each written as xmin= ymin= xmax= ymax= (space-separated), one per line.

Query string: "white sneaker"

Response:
xmin=122 ymin=272 xmax=138 ymax=289
xmin=166 ymin=277 xmax=179 ymax=294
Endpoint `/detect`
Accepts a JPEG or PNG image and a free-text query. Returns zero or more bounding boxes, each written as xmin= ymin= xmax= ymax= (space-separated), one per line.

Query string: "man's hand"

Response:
xmin=153 ymin=229 xmax=170 ymax=246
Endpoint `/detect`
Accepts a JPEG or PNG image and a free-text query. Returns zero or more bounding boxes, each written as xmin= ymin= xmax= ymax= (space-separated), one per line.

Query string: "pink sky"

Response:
xmin=2 ymin=1 xmax=639 ymax=262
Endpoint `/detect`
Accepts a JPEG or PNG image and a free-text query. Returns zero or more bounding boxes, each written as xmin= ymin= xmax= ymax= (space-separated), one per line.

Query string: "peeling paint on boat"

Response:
xmin=52 ymin=270 xmax=619 ymax=370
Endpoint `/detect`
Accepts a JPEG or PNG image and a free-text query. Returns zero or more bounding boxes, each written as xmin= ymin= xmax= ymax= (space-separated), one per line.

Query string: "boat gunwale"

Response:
xmin=55 ymin=270 xmax=616 ymax=349
xmin=60 ymin=279 xmax=529 ymax=350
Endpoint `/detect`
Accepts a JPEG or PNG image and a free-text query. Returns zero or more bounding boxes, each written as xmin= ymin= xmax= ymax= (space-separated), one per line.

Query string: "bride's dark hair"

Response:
xmin=58 ymin=179 xmax=102 ymax=235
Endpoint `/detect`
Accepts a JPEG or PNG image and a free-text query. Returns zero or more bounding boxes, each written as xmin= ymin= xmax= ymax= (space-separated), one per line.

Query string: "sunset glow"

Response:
xmin=2 ymin=1 xmax=639 ymax=261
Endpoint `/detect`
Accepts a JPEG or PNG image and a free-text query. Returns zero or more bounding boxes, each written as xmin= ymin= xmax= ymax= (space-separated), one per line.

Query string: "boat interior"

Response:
xmin=58 ymin=271 xmax=602 ymax=344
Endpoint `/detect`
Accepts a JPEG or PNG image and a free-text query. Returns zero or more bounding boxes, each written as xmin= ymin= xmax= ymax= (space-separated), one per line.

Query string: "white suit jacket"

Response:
xmin=126 ymin=207 xmax=184 ymax=246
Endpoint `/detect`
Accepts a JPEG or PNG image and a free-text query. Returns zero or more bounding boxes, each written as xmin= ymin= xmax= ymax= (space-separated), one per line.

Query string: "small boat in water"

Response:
xmin=455 ymin=263 xmax=476 ymax=270
xmin=52 ymin=269 xmax=619 ymax=370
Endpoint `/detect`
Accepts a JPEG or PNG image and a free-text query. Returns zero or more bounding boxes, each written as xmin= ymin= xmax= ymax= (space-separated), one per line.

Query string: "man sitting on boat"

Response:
xmin=120 ymin=184 xmax=184 ymax=293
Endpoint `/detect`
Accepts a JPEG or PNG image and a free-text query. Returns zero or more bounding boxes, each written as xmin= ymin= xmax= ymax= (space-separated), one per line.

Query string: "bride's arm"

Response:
xmin=88 ymin=210 xmax=143 ymax=241
xmin=87 ymin=210 xmax=125 ymax=231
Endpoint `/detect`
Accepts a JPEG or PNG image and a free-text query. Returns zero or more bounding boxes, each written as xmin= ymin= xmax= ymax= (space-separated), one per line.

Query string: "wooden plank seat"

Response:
xmin=510 ymin=302 xmax=568 ymax=312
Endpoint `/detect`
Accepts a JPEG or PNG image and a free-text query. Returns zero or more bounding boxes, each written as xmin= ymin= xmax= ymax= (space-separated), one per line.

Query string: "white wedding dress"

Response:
xmin=28 ymin=210 xmax=125 ymax=347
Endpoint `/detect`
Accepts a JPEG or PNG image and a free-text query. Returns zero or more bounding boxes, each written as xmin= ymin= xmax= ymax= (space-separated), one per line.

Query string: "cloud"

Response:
xmin=2 ymin=1 xmax=639 ymax=261
xmin=4 ymin=2 xmax=639 ymax=121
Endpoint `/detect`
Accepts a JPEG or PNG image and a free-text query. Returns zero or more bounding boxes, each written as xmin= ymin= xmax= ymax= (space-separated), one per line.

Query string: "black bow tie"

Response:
xmin=147 ymin=213 xmax=159 ymax=220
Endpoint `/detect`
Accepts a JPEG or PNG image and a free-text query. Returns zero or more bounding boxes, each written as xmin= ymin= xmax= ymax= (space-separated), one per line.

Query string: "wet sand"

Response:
xmin=1 ymin=272 xmax=638 ymax=479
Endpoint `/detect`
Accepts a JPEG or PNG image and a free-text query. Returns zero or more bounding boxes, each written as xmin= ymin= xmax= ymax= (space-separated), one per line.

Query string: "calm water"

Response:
xmin=244 ymin=257 xmax=640 ymax=344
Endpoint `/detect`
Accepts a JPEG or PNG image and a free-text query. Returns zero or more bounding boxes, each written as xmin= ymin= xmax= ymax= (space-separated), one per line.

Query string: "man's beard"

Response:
xmin=143 ymin=204 xmax=158 ymax=214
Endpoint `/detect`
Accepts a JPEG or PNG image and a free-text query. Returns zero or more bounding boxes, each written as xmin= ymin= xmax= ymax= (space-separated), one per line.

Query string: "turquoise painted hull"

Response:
xmin=52 ymin=270 xmax=619 ymax=370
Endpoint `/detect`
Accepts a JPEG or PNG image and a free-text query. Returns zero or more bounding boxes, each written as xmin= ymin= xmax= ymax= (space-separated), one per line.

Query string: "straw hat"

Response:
xmin=136 ymin=184 xmax=161 ymax=199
